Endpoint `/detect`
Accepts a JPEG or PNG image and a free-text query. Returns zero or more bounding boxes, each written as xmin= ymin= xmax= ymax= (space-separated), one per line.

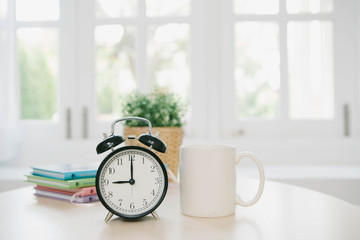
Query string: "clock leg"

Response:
xmin=104 ymin=211 xmax=114 ymax=223
xmin=151 ymin=210 xmax=159 ymax=220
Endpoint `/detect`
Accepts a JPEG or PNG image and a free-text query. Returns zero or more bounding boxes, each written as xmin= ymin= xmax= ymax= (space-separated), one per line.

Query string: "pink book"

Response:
xmin=35 ymin=185 xmax=97 ymax=196
xmin=34 ymin=189 xmax=98 ymax=203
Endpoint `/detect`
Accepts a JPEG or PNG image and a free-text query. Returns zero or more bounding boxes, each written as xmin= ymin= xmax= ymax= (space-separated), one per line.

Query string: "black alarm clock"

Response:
xmin=95 ymin=117 xmax=168 ymax=222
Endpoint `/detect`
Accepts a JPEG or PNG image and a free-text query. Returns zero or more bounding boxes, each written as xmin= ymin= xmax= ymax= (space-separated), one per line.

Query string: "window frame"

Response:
xmin=219 ymin=0 xmax=359 ymax=138
xmin=4 ymin=0 xmax=359 ymax=151
xmin=78 ymin=0 xmax=195 ymax=139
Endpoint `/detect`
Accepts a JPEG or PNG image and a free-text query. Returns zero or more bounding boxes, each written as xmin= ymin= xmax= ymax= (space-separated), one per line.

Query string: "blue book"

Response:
xmin=31 ymin=162 xmax=99 ymax=180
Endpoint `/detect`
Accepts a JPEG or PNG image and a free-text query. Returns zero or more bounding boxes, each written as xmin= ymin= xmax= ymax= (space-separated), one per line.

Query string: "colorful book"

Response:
xmin=26 ymin=175 xmax=96 ymax=189
xmin=34 ymin=188 xmax=99 ymax=203
xmin=34 ymin=185 xmax=97 ymax=196
xmin=31 ymin=162 xmax=99 ymax=180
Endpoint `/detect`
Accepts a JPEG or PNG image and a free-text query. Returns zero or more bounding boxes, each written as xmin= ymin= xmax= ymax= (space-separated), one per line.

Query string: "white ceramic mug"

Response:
xmin=179 ymin=145 xmax=265 ymax=218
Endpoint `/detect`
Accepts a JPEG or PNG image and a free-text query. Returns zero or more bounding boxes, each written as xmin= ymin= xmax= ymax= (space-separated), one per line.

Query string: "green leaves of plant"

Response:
xmin=122 ymin=91 xmax=186 ymax=127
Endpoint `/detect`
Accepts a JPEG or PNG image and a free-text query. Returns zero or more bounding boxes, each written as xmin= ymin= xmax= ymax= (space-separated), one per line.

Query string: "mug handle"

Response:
xmin=235 ymin=151 xmax=265 ymax=207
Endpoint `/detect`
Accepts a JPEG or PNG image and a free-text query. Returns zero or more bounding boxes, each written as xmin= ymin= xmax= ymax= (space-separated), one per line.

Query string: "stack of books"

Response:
xmin=25 ymin=162 xmax=100 ymax=203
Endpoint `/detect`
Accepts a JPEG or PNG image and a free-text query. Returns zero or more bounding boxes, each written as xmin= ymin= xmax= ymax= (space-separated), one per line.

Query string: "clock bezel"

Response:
xmin=96 ymin=145 xmax=168 ymax=219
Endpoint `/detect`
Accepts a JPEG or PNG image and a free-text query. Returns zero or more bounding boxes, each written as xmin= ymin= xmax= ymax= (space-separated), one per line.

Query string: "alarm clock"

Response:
xmin=95 ymin=117 xmax=168 ymax=222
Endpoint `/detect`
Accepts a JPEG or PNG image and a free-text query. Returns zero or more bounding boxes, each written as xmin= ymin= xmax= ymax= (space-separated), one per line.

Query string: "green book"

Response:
xmin=25 ymin=174 xmax=95 ymax=189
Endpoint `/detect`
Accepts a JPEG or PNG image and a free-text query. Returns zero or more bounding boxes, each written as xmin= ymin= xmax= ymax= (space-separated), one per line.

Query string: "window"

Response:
xmin=94 ymin=0 xmax=191 ymax=122
xmin=9 ymin=0 xmax=192 ymax=140
xmin=2 ymin=0 xmax=359 ymax=148
xmin=287 ymin=20 xmax=333 ymax=119
xmin=220 ymin=0 xmax=355 ymax=137
xmin=16 ymin=0 xmax=60 ymax=120
xmin=234 ymin=21 xmax=280 ymax=119
xmin=17 ymin=28 xmax=59 ymax=120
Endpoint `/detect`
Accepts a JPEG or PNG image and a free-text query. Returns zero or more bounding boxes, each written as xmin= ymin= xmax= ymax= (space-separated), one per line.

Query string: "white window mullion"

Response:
xmin=176 ymin=0 xmax=206 ymax=138
xmin=355 ymin=0 xmax=360 ymax=137
xmin=78 ymin=0 xmax=99 ymax=138
xmin=198 ymin=0 xmax=222 ymax=139
xmin=279 ymin=0 xmax=289 ymax=122
xmin=333 ymin=0 xmax=357 ymax=137
xmin=220 ymin=0 xmax=238 ymax=138
xmin=0 ymin=0 xmax=19 ymax=161
xmin=207 ymin=0 xmax=221 ymax=139
xmin=136 ymin=0 xmax=148 ymax=92
xmin=59 ymin=0 xmax=80 ymax=139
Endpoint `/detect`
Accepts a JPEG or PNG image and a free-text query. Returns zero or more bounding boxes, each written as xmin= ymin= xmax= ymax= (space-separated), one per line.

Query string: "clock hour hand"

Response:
xmin=112 ymin=180 xmax=130 ymax=184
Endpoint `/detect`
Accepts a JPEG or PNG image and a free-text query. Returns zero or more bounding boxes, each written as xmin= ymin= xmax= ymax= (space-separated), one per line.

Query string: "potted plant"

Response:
xmin=121 ymin=89 xmax=187 ymax=177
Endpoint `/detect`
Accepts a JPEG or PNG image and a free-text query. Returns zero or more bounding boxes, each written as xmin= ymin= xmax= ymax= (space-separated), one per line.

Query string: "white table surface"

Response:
xmin=0 ymin=180 xmax=359 ymax=240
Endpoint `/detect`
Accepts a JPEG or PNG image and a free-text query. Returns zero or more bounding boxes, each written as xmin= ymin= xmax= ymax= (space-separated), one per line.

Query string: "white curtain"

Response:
xmin=0 ymin=0 xmax=20 ymax=162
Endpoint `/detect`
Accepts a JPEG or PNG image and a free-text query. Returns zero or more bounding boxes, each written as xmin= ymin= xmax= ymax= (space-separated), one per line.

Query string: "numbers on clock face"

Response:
xmin=98 ymin=149 xmax=166 ymax=217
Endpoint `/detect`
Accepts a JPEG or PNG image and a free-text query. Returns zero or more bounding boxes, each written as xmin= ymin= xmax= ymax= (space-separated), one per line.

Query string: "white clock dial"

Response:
xmin=96 ymin=147 xmax=167 ymax=218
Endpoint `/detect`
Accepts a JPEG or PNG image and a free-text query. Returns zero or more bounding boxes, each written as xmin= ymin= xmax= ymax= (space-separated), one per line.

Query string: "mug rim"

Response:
xmin=180 ymin=144 xmax=236 ymax=150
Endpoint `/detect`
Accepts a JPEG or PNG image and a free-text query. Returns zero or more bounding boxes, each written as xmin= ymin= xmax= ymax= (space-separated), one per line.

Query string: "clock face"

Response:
xmin=96 ymin=146 xmax=168 ymax=218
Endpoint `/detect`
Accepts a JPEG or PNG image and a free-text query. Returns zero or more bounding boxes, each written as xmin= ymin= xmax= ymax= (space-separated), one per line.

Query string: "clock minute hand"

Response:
xmin=130 ymin=155 xmax=134 ymax=180
xmin=129 ymin=155 xmax=136 ymax=185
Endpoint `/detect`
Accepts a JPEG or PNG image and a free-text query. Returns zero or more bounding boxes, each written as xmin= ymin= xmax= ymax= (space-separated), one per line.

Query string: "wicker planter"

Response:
xmin=123 ymin=127 xmax=184 ymax=177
